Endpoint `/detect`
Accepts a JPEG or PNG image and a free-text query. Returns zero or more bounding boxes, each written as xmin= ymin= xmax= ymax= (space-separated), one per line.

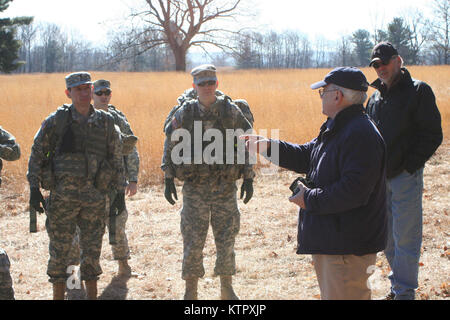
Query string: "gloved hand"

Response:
xmin=0 ymin=159 xmax=3 ymax=187
xmin=111 ymin=192 xmax=126 ymax=214
xmin=240 ymin=179 xmax=253 ymax=204
xmin=164 ymin=178 xmax=178 ymax=205
xmin=30 ymin=187 xmax=46 ymax=213
xmin=125 ymin=182 xmax=138 ymax=197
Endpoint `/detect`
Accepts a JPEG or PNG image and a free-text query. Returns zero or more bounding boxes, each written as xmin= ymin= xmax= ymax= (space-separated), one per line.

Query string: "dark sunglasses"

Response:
xmin=197 ymin=80 xmax=217 ymax=87
xmin=372 ymin=56 xmax=397 ymax=69
xmin=94 ymin=90 xmax=111 ymax=96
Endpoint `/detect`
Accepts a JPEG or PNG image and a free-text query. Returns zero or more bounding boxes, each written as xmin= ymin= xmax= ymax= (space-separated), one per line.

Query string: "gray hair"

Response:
xmin=329 ymin=84 xmax=368 ymax=105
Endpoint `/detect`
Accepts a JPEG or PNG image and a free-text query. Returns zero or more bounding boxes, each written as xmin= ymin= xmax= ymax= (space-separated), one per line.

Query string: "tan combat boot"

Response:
xmin=220 ymin=275 xmax=239 ymax=300
xmin=184 ymin=278 xmax=199 ymax=300
xmin=118 ymin=259 xmax=132 ymax=277
xmin=53 ymin=282 xmax=66 ymax=300
xmin=85 ymin=280 xmax=98 ymax=300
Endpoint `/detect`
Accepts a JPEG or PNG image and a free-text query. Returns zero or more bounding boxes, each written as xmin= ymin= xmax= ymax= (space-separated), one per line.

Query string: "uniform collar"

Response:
xmin=70 ymin=104 xmax=96 ymax=123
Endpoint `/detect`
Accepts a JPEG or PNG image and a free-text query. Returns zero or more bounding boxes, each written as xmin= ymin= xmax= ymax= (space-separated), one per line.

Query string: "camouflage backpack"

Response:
xmin=163 ymin=88 xmax=254 ymax=133
xmin=107 ymin=105 xmax=138 ymax=155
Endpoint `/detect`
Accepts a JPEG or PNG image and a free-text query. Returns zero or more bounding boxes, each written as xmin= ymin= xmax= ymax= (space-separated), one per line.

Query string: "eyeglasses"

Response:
xmin=318 ymin=88 xmax=340 ymax=98
xmin=94 ymin=90 xmax=111 ymax=96
xmin=197 ymin=80 xmax=217 ymax=87
xmin=372 ymin=56 xmax=397 ymax=69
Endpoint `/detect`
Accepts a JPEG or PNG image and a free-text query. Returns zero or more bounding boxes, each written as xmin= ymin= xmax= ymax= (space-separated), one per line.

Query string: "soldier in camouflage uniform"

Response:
xmin=162 ymin=64 xmax=255 ymax=300
xmin=68 ymin=79 xmax=140 ymax=277
xmin=0 ymin=126 xmax=21 ymax=300
xmin=27 ymin=72 xmax=126 ymax=300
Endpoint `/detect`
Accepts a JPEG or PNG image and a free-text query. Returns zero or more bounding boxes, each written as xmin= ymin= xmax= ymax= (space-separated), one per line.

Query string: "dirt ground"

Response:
xmin=0 ymin=142 xmax=448 ymax=300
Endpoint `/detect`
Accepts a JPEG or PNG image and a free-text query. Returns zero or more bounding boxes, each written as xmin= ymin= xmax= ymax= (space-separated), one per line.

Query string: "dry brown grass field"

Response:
xmin=0 ymin=66 xmax=449 ymax=300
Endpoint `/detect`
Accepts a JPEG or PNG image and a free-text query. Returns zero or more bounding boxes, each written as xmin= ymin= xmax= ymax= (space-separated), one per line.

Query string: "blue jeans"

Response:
xmin=385 ymin=168 xmax=424 ymax=300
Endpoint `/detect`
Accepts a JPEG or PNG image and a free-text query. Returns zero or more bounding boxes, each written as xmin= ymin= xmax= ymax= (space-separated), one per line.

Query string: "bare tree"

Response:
xmin=18 ymin=23 xmax=36 ymax=72
xmin=121 ymin=0 xmax=246 ymax=71
xmin=40 ymin=23 xmax=64 ymax=73
xmin=337 ymin=35 xmax=353 ymax=66
xmin=314 ymin=36 xmax=333 ymax=68
xmin=430 ymin=0 xmax=449 ymax=64
xmin=369 ymin=10 xmax=387 ymax=44
xmin=402 ymin=8 xmax=432 ymax=64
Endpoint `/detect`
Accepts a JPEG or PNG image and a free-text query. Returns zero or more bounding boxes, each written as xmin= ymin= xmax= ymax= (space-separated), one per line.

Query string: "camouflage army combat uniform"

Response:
xmin=105 ymin=105 xmax=139 ymax=260
xmin=68 ymin=104 xmax=139 ymax=264
xmin=0 ymin=248 xmax=14 ymax=300
xmin=162 ymin=79 xmax=255 ymax=285
xmin=27 ymin=92 xmax=125 ymax=286
xmin=0 ymin=126 xmax=21 ymax=164
xmin=0 ymin=126 xmax=21 ymax=300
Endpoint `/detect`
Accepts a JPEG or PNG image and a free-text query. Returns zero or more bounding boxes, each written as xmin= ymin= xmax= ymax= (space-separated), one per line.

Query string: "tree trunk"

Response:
xmin=173 ymin=47 xmax=187 ymax=71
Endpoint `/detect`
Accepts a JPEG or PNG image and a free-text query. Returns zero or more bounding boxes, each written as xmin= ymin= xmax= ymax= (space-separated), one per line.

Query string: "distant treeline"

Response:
xmin=13 ymin=12 xmax=449 ymax=73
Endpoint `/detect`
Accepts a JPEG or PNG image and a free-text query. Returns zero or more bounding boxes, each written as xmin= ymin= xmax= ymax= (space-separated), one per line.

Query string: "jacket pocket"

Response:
xmin=94 ymin=159 xmax=114 ymax=194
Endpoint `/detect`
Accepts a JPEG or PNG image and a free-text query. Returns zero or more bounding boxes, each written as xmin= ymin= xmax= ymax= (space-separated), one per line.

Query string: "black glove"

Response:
xmin=164 ymin=178 xmax=178 ymax=205
xmin=0 ymin=158 xmax=3 ymax=187
xmin=111 ymin=192 xmax=126 ymax=214
xmin=240 ymin=179 xmax=253 ymax=204
xmin=30 ymin=187 xmax=46 ymax=213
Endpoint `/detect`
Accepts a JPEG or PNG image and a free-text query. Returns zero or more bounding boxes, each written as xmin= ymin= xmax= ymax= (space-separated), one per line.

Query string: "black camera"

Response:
xmin=289 ymin=176 xmax=314 ymax=195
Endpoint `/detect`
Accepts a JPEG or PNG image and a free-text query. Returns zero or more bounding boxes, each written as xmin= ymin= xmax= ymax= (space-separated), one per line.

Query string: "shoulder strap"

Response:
xmin=175 ymin=100 xmax=196 ymax=132
xmin=50 ymin=104 xmax=72 ymax=156
xmin=108 ymin=105 xmax=126 ymax=119
xmin=233 ymin=99 xmax=254 ymax=125
xmin=105 ymin=111 xmax=116 ymax=158
xmin=215 ymin=97 xmax=234 ymax=129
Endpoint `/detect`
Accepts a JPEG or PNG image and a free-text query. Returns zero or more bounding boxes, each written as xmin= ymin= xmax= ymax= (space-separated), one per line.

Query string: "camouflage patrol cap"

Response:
xmin=191 ymin=64 xmax=217 ymax=85
xmin=65 ymin=72 xmax=92 ymax=89
xmin=93 ymin=79 xmax=111 ymax=93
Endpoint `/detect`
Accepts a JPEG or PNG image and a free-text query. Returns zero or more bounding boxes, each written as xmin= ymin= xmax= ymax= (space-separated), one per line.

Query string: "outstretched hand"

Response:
xmin=239 ymin=134 xmax=270 ymax=155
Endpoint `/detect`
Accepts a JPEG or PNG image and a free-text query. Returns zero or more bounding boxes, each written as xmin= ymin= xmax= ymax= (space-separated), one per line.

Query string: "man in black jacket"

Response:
xmin=366 ymin=42 xmax=443 ymax=300
xmin=243 ymin=67 xmax=387 ymax=300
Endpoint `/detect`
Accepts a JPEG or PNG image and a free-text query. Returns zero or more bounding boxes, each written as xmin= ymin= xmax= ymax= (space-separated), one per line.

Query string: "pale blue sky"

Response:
xmin=1 ymin=0 xmax=432 ymax=46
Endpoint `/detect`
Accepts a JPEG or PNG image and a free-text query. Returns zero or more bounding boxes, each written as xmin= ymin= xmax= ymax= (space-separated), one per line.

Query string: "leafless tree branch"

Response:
xmin=113 ymin=0 xmax=246 ymax=71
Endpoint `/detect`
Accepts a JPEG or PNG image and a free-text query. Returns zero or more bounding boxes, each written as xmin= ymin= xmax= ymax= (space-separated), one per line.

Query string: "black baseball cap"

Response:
xmin=310 ymin=67 xmax=369 ymax=92
xmin=369 ymin=42 xmax=398 ymax=66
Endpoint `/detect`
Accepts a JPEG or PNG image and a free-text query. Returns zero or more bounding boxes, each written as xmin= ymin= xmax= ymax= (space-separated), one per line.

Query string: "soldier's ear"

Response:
xmin=65 ymin=89 xmax=71 ymax=99
xmin=192 ymin=83 xmax=196 ymax=89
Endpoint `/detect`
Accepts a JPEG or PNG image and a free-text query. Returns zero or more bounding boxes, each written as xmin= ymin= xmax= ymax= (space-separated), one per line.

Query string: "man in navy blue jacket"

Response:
xmin=242 ymin=67 xmax=387 ymax=300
